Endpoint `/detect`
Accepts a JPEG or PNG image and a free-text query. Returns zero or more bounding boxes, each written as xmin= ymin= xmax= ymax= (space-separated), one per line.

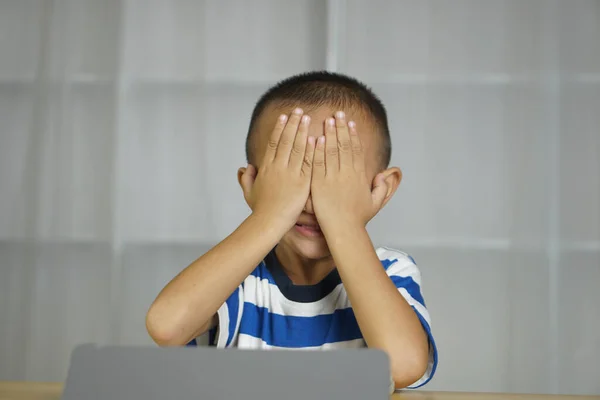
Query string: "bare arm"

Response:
xmin=145 ymin=213 xmax=286 ymax=346
xmin=327 ymin=227 xmax=429 ymax=389
xmin=146 ymin=108 xmax=315 ymax=346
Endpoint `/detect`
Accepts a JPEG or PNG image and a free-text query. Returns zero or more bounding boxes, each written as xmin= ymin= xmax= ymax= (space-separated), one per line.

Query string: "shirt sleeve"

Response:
xmin=187 ymin=284 xmax=244 ymax=348
xmin=378 ymin=247 xmax=438 ymax=389
xmin=214 ymin=284 xmax=244 ymax=348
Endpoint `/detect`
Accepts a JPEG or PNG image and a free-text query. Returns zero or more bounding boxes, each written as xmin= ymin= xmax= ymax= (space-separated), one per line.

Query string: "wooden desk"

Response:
xmin=0 ymin=382 xmax=598 ymax=400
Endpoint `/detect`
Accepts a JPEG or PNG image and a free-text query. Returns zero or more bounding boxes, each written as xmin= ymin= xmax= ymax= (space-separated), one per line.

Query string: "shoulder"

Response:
xmin=375 ymin=246 xmax=422 ymax=280
xmin=375 ymin=246 xmax=418 ymax=268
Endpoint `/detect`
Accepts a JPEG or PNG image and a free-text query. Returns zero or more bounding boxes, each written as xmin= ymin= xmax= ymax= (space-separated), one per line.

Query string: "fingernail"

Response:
xmin=348 ymin=120 xmax=356 ymax=128
xmin=336 ymin=111 xmax=345 ymax=119
xmin=318 ymin=136 xmax=326 ymax=144
xmin=293 ymin=108 xmax=303 ymax=115
xmin=279 ymin=114 xmax=287 ymax=122
xmin=327 ymin=118 xmax=335 ymax=126
xmin=307 ymin=136 xmax=315 ymax=144
xmin=302 ymin=115 xmax=310 ymax=124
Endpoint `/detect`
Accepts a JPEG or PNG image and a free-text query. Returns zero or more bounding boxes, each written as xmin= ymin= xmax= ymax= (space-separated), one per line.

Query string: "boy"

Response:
xmin=146 ymin=71 xmax=438 ymax=390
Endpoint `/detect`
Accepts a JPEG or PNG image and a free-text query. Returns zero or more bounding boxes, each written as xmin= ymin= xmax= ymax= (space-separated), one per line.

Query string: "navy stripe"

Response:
xmin=390 ymin=275 xmax=426 ymax=307
xmin=238 ymin=303 xmax=362 ymax=348
xmin=409 ymin=306 xmax=438 ymax=388
xmin=265 ymin=249 xmax=341 ymax=303
xmin=186 ymin=338 xmax=197 ymax=346
xmin=208 ymin=326 xmax=217 ymax=346
xmin=380 ymin=258 xmax=398 ymax=270
xmin=225 ymin=287 xmax=240 ymax=347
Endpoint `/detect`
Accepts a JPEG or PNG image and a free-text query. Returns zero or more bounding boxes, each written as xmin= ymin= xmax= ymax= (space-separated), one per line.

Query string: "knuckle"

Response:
xmin=279 ymin=137 xmax=293 ymax=147
xmin=290 ymin=143 xmax=303 ymax=155
xmin=338 ymin=139 xmax=352 ymax=152
xmin=267 ymin=139 xmax=279 ymax=150
xmin=302 ymin=154 xmax=313 ymax=168
xmin=326 ymin=147 xmax=338 ymax=157
xmin=313 ymin=158 xmax=325 ymax=167
xmin=352 ymin=144 xmax=362 ymax=155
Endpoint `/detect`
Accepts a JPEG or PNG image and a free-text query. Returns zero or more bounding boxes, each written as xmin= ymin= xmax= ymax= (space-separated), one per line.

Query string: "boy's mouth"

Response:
xmin=294 ymin=222 xmax=322 ymax=237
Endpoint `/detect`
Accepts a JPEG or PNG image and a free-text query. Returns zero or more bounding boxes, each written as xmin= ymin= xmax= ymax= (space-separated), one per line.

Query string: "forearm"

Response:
xmin=325 ymin=225 xmax=429 ymax=388
xmin=146 ymin=213 xmax=285 ymax=346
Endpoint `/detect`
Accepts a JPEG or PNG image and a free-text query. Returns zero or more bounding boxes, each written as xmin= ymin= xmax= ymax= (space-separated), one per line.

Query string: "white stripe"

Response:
xmin=376 ymin=246 xmax=413 ymax=263
xmin=230 ymin=285 xmax=244 ymax=347
xmin=398 ymin=288 xmax=431 ymax=327
xmin=376 ymin=247 xmax=423 ymax=283
xmin=243 ymin=274 xmax=348 ymax=317
xmin=237 ymin=334 xmax=365 ymax=350
xmin=215 ymin=302 xmax=230 ymax=348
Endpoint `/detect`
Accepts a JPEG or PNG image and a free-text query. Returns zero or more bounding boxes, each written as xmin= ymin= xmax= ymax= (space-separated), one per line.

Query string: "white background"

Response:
xmin=0 ymin=0 xmax=598 ymax=395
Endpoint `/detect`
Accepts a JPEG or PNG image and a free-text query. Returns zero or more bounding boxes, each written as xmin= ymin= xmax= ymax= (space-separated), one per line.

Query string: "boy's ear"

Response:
xmin=237 ymin=166 xmax=247 ymax=188
xmin=377 ymin=167 xmax=402 ymax=210
xmin=237 ymin=164 xmax=257 ymax=208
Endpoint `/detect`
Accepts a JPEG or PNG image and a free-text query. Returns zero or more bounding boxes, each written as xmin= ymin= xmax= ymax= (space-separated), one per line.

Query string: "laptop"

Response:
xmin=62 ymin=344 xmax=391 ymax=400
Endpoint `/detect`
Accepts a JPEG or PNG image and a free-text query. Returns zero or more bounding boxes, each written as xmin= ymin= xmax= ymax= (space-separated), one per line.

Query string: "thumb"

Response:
xmin=371 ymin=173 xmax=388 ymax=211
xmin=240 ymin=164 xmax=257 ymax=194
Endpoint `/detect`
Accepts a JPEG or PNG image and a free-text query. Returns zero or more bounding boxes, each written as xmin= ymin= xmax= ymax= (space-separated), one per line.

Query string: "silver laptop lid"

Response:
xmin=62 ymin=344 xmax=390 ymax=400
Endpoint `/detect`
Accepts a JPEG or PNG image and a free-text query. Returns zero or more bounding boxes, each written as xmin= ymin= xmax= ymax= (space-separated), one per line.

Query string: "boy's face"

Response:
xmin=243 ymin=104 xmax=397 ymax=261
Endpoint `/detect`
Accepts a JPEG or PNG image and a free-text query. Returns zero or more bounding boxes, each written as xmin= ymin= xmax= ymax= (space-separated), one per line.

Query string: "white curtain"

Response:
xmin=0 ymin=0 xmax=598 ymax=395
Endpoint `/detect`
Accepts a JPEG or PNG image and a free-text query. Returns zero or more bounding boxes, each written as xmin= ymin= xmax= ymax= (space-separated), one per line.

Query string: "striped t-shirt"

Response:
xmin=188 ymin=246 xmax=438 ymax=388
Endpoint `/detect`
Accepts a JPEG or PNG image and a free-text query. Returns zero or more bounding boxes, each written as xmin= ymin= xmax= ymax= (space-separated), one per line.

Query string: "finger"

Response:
xmin=275 ymin=108 xmax=304 ymax=164
xmin=348 ymin=120 xmax=365 ymax=172
xmin=289 ymin=114 xmax=311 ymax=170
xmin=371 ymin=173 xmax=388 ymax=211
xmin=335 ymin=111 xmax=352 ymax=168
xmin=301 ymin=135 xmax=316 ymax=176
xmin=324 ymin=117 xmax=339 ymax=172
xmin=263 ymin=114 xmax=287 ymax=163
xmin=312 ymin=135 xmax=326 ymax=178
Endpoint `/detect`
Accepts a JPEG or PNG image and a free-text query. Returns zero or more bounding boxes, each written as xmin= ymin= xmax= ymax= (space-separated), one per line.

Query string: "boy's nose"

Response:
xmin=304 ymin=193 xmax=315 ymax=214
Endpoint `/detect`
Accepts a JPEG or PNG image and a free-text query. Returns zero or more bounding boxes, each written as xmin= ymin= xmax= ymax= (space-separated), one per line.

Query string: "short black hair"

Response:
xmin=245 ymin=71 xmax=391 ymax=168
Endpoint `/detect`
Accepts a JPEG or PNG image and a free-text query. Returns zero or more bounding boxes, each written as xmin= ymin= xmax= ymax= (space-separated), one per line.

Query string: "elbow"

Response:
xmin=391 ymin=350 xmax=429 ymax=390
xmin=145 ymin=305 xmax=187 ymax=347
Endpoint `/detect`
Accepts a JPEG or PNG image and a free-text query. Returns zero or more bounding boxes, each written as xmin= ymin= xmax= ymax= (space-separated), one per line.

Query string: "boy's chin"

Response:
xmin=283 ymin=234 xmax=331 ymax=260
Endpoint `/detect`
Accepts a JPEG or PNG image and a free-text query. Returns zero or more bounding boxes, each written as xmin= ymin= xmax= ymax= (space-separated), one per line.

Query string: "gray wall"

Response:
xmin=0 ymin=0 xmax=598 ymax=395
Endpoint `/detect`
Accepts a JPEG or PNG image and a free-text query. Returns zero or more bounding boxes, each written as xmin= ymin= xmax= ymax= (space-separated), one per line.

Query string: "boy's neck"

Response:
xmin=274 ymin=245 xmax=336 ymax=286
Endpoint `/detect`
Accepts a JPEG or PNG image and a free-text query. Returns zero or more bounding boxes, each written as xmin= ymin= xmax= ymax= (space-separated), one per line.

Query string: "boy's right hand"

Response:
xmin=239 ymin=108 xmax=315 ymax=231
xmin=147 ymin=108 xmax=314 ymax=346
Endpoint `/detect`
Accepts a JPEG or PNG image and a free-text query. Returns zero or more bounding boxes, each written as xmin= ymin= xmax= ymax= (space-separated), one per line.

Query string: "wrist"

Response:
xmin=323 ymin=224 xmax=373 ymax=267
xmin=320 ymin=218 xmax=366 ymax=236
xmin=320 ymin=220 xmax=368 ymax=244
xmin=245 ymin=211 xmax=293 ymax=239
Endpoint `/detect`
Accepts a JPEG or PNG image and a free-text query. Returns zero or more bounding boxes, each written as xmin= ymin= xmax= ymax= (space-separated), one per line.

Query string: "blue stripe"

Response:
xmin=380 ymin=258 xmax=398 ymax=270
xmin=390 ymin=275 xmax=426 ymax=307
xmin=409 ymin=306 xmax=438 ymax=388
xmin=225 ymin=287 xmax=240 ymax=347
xmin=239 ymin=303 xmax=362 ymax=348
xmin=186 ymin=338 xmax=197 ymax=346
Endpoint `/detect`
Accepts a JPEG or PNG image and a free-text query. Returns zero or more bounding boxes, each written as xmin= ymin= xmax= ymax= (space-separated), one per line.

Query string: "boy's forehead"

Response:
xmin=253 ymin=105 xmax=381 ymax=168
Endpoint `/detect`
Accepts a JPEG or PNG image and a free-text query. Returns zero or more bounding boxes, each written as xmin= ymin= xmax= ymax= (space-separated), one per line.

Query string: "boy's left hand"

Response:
xmin=311 ymin=111 xmax=388 ymax=232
